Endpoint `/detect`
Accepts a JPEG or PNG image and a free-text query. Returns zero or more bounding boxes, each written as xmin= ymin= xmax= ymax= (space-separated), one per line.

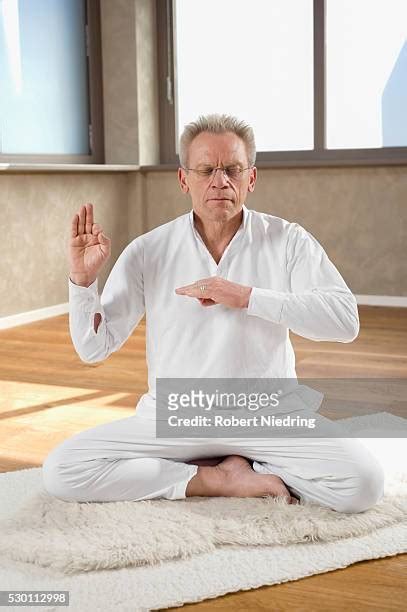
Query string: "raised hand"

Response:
xmin=69 ymin=203 xmax=111 ymax=287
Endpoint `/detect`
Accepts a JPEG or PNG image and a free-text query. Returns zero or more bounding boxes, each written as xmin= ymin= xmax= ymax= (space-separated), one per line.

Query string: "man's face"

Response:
xmin=178 ymin=131 xmax=257 ymax=223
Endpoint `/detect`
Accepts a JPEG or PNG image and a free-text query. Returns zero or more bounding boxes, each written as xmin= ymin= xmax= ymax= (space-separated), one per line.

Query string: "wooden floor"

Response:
xmin=0 ymin=306 xmax=406 ymax=610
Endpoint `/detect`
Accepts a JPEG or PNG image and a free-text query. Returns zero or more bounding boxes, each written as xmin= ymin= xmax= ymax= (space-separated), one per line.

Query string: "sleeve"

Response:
xmin=246 ymin=223 xmax=360 ymax=342
xmin=68 ymin=237 xmax=145 ymax=363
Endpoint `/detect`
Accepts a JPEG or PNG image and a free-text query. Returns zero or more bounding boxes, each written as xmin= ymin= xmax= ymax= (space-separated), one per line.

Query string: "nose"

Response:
xmin=211 ymin=167 xmax=229 ymax=188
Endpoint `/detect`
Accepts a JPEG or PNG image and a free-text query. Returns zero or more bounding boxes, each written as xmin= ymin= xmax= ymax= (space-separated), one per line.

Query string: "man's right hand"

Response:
xmin=69 ymin=203 xmax=111 ymax=287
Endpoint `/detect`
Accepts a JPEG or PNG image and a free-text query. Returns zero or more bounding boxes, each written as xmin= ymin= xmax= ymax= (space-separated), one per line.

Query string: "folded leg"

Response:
xmin=234 ymin=436 xmax=385 ymax=513
xmin=42 ymin=415 xmax=216 ymax=502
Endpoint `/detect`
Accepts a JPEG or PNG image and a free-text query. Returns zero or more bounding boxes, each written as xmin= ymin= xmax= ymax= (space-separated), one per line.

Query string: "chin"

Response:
xmin=205 ymin=201 xmax=234 ymax=211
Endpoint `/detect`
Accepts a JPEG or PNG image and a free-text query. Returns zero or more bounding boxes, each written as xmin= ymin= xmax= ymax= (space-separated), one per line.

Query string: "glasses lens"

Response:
xmin=194 ymin=166 xmax=248 ymax=180
xmin=197 ymin=168 xmax=214 ymax=178
xmin=225 ymin=167 xmax=242 ymax=180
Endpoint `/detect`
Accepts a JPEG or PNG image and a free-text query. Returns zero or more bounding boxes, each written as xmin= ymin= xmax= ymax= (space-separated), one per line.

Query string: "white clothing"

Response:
xmin=42 ymin=205 xmax=385 ymax=512
xmin=42 ymin=413 xmax=384 ymax=513
xmin=67 ymin=204 xmax=360 ymax=420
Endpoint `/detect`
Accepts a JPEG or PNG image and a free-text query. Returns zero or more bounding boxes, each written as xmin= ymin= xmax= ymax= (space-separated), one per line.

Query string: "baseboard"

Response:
xmin=0 ymin=295 xmax=406 ymax=330
xmin=0 ymin=303 xmax=69 ymax=330
xmin=355 ymin=295 xmax=407 ymax=307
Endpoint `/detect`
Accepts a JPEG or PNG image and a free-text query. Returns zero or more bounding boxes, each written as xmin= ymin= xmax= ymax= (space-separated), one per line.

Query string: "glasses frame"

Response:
xmin=181 ymin=165 xmax=253 ymax=182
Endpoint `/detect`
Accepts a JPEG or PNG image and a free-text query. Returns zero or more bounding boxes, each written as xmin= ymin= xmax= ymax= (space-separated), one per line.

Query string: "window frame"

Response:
xmin=157 ymin=0 xmax=407 ymax=167
xmin=0 ymin=0 xmax=104 ymax=164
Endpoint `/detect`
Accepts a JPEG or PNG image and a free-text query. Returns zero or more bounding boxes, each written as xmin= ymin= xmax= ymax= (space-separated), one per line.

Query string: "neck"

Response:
xmin=193 ymin=208 xmax=244 ymax=248
xmin=192 ymin=208 xmax=244 ymax=265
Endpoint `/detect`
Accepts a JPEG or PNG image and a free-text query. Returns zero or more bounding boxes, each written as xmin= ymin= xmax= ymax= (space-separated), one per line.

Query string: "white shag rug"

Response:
xmin=0 ymin=412 xmax=406 ymax=612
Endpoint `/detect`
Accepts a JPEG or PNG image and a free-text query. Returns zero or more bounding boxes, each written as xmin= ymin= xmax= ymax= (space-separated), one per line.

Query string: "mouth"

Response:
xmin=207 ymin=198 xmax=232 ymax=202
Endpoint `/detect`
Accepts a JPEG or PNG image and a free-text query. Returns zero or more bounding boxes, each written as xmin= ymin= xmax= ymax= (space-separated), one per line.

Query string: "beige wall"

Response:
xmin=135 ymin=166 xmax=407 ymax=297
xmin=0 ymin=173 xmax=139 ymax=318
xmin=250 ymin=166 xmax=407 ymax=297
xmin=1 ymin=163 xmax=406 ymax=319
xmin=100 ymin=0 xmax=160 ymax=165
xmin=100 ymin=0 xmax=138 ymax=164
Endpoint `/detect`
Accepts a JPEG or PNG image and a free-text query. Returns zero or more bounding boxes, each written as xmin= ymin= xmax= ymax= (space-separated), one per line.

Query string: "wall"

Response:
xmin=100 ymin=0 xmax=160 ymax=165
xmin=0 ymin=172 xmax=136 ymax=318
xmin=3 ymin=162 xmax=404 ymax=320
xmin=135 ymin=165 xmax=407 ymax=297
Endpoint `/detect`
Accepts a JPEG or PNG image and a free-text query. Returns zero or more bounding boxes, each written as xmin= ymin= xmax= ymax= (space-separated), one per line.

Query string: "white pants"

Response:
xmin=42 ymin=412 xmax=385 ymax=514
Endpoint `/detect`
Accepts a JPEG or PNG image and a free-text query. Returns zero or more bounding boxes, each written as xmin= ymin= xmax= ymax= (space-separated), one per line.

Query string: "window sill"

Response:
xmin=2 ymin=158 xmax=407 ymax=173
xmin=139 ymin=158 xmax=407 ymax=171
xmin=0 ymin=163 xmax=140 ymax=173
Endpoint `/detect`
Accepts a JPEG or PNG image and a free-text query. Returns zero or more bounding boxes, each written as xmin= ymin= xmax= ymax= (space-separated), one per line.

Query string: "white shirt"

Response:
xmin=68 ymin=204 xmax=359 ymax=419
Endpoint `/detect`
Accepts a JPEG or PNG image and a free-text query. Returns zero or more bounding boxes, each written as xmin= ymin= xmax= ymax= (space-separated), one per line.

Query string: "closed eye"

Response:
xmin=196 ymin=167 xmax=215 ymax=176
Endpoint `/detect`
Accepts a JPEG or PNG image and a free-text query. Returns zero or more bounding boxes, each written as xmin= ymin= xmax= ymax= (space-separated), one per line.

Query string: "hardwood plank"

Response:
xmin=0 ymin=306 xmax=406 ymax=611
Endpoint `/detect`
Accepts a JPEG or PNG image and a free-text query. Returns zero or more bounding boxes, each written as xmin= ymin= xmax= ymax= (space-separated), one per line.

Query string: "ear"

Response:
xmin=178 ymin=167 xmax=189 ymax=194
xmin=248 ymin=166 xmax=257 ymax=193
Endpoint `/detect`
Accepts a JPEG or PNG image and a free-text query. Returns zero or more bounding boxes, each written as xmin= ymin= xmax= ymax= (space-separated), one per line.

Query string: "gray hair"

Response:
xmin=179 ymin=113 xmax=256 ymax=168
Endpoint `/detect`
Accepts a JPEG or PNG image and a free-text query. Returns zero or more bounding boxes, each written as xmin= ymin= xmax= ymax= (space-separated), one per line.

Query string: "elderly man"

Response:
xmin=42 ymin=114 xmax=384 ymax=513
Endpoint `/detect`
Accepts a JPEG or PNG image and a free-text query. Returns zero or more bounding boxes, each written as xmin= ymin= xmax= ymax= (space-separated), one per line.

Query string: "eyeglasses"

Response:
xmin=182 ymin=165 xmax=252 ymax=182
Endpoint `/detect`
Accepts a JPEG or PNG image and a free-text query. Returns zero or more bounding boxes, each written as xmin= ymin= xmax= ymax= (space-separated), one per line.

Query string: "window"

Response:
xmin=175 ymin=0 xmax=313 ymax=153
xmin=157 ymin=0 xmax=407 ymax=166
xmin=326 ymin=0 xmax=407 ymax=149
xmin=0 ymin=0 xmax=104 ymax=163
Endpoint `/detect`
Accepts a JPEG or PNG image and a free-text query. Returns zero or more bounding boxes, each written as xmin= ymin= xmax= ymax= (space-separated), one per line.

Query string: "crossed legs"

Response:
xmin=42 ymin=413 xmax=385 ymax=514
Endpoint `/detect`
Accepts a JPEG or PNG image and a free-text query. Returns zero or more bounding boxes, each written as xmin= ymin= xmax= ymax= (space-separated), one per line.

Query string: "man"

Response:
xmin=42 ymin=114 xmax=384 ymax=513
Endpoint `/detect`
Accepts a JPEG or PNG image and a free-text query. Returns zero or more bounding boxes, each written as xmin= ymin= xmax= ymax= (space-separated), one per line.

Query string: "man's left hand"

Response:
xmin=175 ymin=277 xmax=252 ymax=309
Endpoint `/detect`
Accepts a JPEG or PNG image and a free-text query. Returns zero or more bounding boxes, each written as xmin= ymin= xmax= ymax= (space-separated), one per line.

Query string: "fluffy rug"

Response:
xmin=0 ymin=412 xmax=406 ymax=611
xmin=1 ymin=473 xmax=407 ymax=575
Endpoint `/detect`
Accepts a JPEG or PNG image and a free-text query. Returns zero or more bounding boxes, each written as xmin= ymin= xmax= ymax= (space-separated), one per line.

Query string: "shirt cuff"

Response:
xmin=247 ymin=287 xmax=287 ymax=324
xmin=68 ymin=277 xmax=101 ymax=312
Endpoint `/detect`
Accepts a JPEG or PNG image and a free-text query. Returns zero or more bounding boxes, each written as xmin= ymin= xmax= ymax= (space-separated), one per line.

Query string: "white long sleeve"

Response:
xmin=69 ymin=238 xmax=145 ymax=363
xmin=247 ymin=223 xmax=360 ymax=342
xmin=67 ymin=205 xmax=360 ymax=419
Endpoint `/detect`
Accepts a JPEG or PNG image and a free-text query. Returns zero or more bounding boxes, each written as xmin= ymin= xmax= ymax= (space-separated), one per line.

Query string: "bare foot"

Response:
xmin=185 ymin=455 xmax=300 ymax=504
xmin=215 ymin=455 xmax=295 ymax=503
